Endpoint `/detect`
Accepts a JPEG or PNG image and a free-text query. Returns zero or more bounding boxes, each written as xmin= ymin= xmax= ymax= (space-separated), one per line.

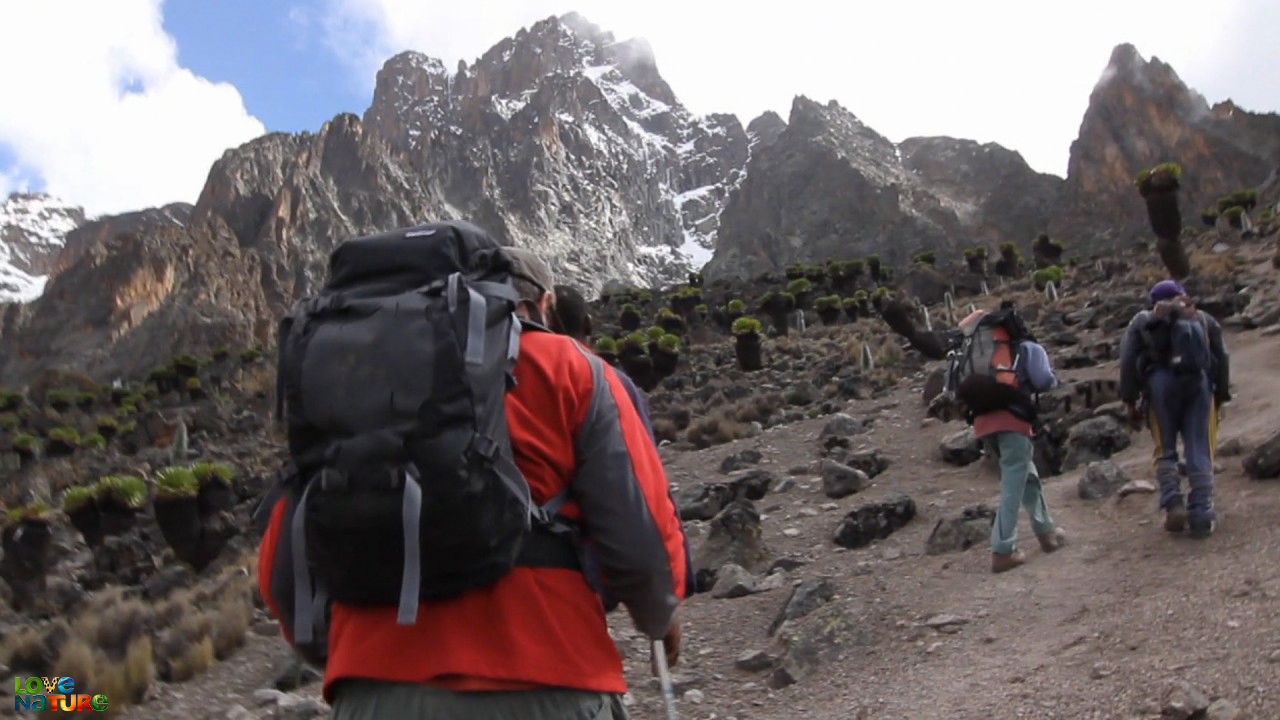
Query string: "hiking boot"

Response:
xmin=1188 ymin=520 xmax=1216 ymax=540
xmin=1163 ymin=505 xmax=1188 ymax=533
xmin=1036 ymin=528 xmax=1067 ymax=553
xmin=991 ymin=551 xmax=1026 ymax=574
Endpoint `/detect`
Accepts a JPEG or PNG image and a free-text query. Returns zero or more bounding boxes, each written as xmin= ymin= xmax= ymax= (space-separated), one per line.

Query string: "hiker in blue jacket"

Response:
xmin=1119 ymin=280 xmax=1231 ymax=539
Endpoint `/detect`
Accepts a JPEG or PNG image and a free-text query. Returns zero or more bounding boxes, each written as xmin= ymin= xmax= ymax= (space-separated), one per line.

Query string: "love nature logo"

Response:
xmin=12 ymin=676 xmax=109 ymax=712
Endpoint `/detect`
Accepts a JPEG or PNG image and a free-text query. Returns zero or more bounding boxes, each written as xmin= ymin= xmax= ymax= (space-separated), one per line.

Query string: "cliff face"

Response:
xmin=705 ymin=98 xmax=1059 ymax=279
xmin=1049 ymin=44 xmax=1280 ymax=245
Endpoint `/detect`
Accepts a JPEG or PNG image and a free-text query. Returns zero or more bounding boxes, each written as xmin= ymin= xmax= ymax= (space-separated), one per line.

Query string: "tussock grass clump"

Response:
xmin=154 ymin=466 xmax=198 ymax=498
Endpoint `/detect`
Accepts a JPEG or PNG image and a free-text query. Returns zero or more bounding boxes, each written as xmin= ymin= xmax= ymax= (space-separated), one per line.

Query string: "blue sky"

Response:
xmin=161 ymin=1 xmax=368 ymax=134
xmin=2 ymin=0 xmax=1278 ymax=217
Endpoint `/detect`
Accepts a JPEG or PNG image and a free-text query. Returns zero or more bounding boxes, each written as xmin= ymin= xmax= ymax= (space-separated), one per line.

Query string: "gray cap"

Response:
xmin=503 ymin=246 xmax=556 ymax=301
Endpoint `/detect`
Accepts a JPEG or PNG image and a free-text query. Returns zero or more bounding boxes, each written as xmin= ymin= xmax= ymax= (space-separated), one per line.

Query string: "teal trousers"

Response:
xmin=988 ymin=431 xmax=1055 ymax=554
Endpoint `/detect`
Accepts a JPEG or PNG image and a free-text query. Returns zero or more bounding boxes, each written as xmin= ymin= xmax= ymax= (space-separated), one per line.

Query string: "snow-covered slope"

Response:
xmin=0 ymin=193 xmax=85 ymax=302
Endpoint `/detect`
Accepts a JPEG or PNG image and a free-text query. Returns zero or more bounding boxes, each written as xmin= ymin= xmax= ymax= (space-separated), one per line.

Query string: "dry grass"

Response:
xmin=2 ymin=620 xmax=69 ymax=677
xmin=160 ymin=635 xmax=214 ymax=683
xmin=210 ymin=593 xmax=251 ymax=660
xmin=652 ymin=417 xmax=679 ymax=444
xmin=1188 ymin=250 xmax=1238 ymax=281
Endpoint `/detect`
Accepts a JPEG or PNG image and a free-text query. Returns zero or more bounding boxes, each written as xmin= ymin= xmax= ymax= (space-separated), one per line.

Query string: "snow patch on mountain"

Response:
xmin=1 ymin=192 xmax=85 ymax=303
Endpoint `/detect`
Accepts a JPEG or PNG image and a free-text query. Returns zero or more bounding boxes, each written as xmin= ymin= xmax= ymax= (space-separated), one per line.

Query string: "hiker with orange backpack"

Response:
xmin=1119 ymin=280 xmax=1230 ymax=539
xmin=256 ymin=223 xmax=688 ymax=719
xmin=947 ymin=301 xmax=1066 ymax=573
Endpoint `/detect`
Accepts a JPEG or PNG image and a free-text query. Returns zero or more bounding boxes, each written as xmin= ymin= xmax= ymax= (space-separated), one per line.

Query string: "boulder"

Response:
xmin=924 ymin=505 xmax=995 ymax=555
xmin=693 ymin=500 xmax=772 ymax=575
xmin=940 ymin=427 xmax=983 ymax=466
xmin=719 ymin=449 xmax=763 ymax=474
xmin=1063 ymin=416 xmax=1131 ymax=470
xmin=833 ymin=493 xmax=916 ymax=549
xmin=820 ymin=460 xmax=867 ymax=499
xmin=1161 ymin=681 xmax=1210 ymax=720
xmin=1078 ymin=461 xmax=1129 ymax=500
xmin=1243 ymin=430 xmax=1280 ymax=479
xmin=769 ymin=578 xmax=836 ymax=635
xmin=676 ymin=483 xmax=733 ymax=521
xmin=728 ymin=469 xmax=775 ymax=501
xmin=821 ymin=413 xmax=870 ymax=438
xmin=710 ymin=564 xmax=758 ymax=599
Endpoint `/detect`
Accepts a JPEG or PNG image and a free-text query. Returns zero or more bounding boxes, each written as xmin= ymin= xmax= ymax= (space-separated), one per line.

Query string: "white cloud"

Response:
xmin=313 ymin=0 xmax=1279 ymax=178
xmin=0 ymin=0 xmax=264 ymax=216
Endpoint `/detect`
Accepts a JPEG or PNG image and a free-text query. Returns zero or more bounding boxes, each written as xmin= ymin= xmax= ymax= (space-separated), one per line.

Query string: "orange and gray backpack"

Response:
xmin=944 ymin=307 xmax=1036 ymax=423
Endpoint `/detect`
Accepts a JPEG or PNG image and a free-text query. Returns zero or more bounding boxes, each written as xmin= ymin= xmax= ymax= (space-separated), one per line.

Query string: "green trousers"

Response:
xmin=988 ymin=431 xmax=1055 ymax=554
xmin=331 ymin=680 xmax=629 ymax=720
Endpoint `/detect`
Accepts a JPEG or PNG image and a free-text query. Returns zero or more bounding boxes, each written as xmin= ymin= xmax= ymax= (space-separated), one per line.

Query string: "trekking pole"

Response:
xmin=652 ymin=639 xmax=680 ymax=720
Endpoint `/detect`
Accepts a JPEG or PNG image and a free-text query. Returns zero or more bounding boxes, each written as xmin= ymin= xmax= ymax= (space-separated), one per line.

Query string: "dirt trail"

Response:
xmin=118 ymin=328 xmax=1280 ymax=720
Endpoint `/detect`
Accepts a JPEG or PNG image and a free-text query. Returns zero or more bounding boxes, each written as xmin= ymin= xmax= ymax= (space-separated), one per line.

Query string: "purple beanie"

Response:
xmin=1150 ymin=279 xmax=1187 ymax=303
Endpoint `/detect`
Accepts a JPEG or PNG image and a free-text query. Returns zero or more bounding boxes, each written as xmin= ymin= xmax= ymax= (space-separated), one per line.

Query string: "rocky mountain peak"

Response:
xmin=1 ymin=192 xmax=86 ymax=303
xmin=1051 ymin=43 xmax=1280 ymax=245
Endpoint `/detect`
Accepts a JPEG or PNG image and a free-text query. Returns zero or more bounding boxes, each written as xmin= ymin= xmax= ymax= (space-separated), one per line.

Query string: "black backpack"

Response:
xmin=259 ymin=222 xmax=576 ymax=666
xmin=1140 ymin=312 xmax=1212 ymax=376
xmin=943 ymin=308 xmax=1037 ymax=422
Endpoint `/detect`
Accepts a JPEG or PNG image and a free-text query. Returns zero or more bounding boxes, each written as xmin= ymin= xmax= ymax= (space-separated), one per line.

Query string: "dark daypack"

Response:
xmin=260 ymin=221 xmax=576 ymax=666
xmin=944 ymin=308 xmax=1036 ymax=422
xmin=1141 ymin=312 xmax=1212 ymax=376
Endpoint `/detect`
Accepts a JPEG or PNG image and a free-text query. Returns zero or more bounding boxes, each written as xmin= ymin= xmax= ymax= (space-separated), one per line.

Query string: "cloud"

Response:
xmin=0 ymin=0 xmax=264 ymax=216
xmin=311 ymin=0 xmax=1278 ymax=179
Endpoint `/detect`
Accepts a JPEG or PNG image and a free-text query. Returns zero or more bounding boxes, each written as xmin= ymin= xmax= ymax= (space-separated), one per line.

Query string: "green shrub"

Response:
xmin=872 ymin=286 xmax=894 ymax=300
xmin=727 ymin=299 xmax=746 ymax=314
xmin=963 ymin=246 xmax=988 ymax=259
xmin=155 ymin=466 xmax=199 ymax=499
xmin=784 ymin=263 xmax=806 ymax=279
xmin=238 ymin=348 xmax=264 ymax=364
xmin=656 ymin=334 xmax=680 ymax=353
xmin=62 ymin=485 xmax=98 ymax=513
xmin=731 ymin=316 xmax=763 ymax=336
xmin=1262 ymin=208 xmax=1275 ymax=222
xmin=645 ymin=326 xmax=666 ymax=342
xmin=6 ymin=501 xmax=51 ymax=523
xmin=148 ymin=364 xmax=177 ymax=384
xmin=1033 ymin=266 xmax=1066 ymax=288
xmin=912 ymin=250 xmax=937 ymax=266
xmin=0 ymin=388 xmax=23 ymax=412
xmin=97 ymin=474 xmax=148 ymax=508
xmin=999 ymin=242 xmax=1019 ymax=258
xmin=96 ymin=414 xmax=119 ymax=432
xmin=656 ymin=307 xmax=680 ymax=321
xmin=117 ymin=403 xmax=138 ymax=417
xmin=47 ymin=426 xmax=82 ymax=446
xmin=140 ymin=387 xmax=158 ymax=401
xmin=212 ymin=346 xmax=231 ymax=362
xmin=1216 ymin=189 xmax=1259 ymax=213
xmin=192 ymin=462 xmax=234 ymax=486
xmin=620 ymin=332 xmax=647 ymax=352
xmin=14 ymin=432 xmax=40 ymax=455
xmin=694 ymin=303 xmax=708 ymax=314
xmin=185 ymin=377 xmax=203 ymax=391
xmin=0 ymin=413 xmax=18 ymax=431
xmin=1221 ymin=206 xmax=1245 ymax=220
xmin=75 ymin=391 xmax=98 ymax=410
xmin=813 ymin=295 xmax=842 ymax=311
xmin=593 ymin=337 xmax=618 ymax=354
xmin=83 ymin=433 xmax=107 ymax=450
xmin=786 ymin=278 xmax=812 ymax=295
xmin=841 ymin=297 xmax=860 ymax=309
xmin=1134 ymin=162 xmax=1182 ymax=188
xmin=46 ymin=388 xmax=76 ymax=410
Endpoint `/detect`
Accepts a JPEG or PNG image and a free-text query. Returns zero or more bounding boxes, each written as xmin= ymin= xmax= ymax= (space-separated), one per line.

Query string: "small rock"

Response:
xmin=279 ymin=698 xmax=328 ymax=720
xmin=1089 ymin=662 xmax=1113 ymax=680
xmin=769 ymin=578 xmax=835 ymax=635
xmin=711 ymin=564 xmax=758 ymax=599
xmin=1162 ymin=680 xmax=1210 ymax=720
xmin=924 ymin=505 xmax=995 ymax=555
xmin=1118 ymin=479 xmax=1157 ymax=497
xmin=1243 ymin=430 xmax=1280 ymax=479
xmin=820 ymin=459 xmax=867 ymax=499
xmin=923 ymin=614 xmax=969 ymax=630
xmin=253 ymin=689 xmax=289 ymax=707
xmin=833 ymin=493 xmax=917 ymax=549
xmin=720 ymin=449 xmax=763 ymax=474
xmin=1078 ymin=461 xmax=1129 ymax=500
xmin=683 ymin=689 xmax=704 ymax=704
xmin=224 ymin=705 xmax=255 ymax=720
xmin=1268 ymin=649 xmax=1280 ymax=663
xmin=821 ymin=413 xmax=868 ymax=438
xmin=1206 ymin=698 xmax=1243 ymax=720
xmin=728 ymin=469 xmax=776 ymax=500
xmin=782 ymin=528 xmax=801 ymax=537
xmin=735 ymin=649 xmax=778 ymax=672
xmin=252 ymin=619 xmax=281 ymax=637
xmin=939 ymin=428 xmax=983 ymax=466
xmin=758 ymin=572 xmax=788 ymax=591
xmin=274 ymin=655 xmax=322 ymax=691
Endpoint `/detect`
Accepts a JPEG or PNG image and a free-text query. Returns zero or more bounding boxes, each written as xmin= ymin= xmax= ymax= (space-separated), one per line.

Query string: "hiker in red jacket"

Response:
xmin=258 ymin=245 xmax=688 ymax=719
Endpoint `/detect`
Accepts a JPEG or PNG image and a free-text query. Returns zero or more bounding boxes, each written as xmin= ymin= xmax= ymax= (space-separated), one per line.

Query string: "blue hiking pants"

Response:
xmin=1147 ymin=368 xmax=1217 ymax=524
xmin=988 ymin=431 xmax=1055 ymax=555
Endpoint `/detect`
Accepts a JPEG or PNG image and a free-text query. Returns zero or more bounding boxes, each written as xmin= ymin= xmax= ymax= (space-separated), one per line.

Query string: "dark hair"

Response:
xmin=551 ymin=285 xmax=592 ymax=341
